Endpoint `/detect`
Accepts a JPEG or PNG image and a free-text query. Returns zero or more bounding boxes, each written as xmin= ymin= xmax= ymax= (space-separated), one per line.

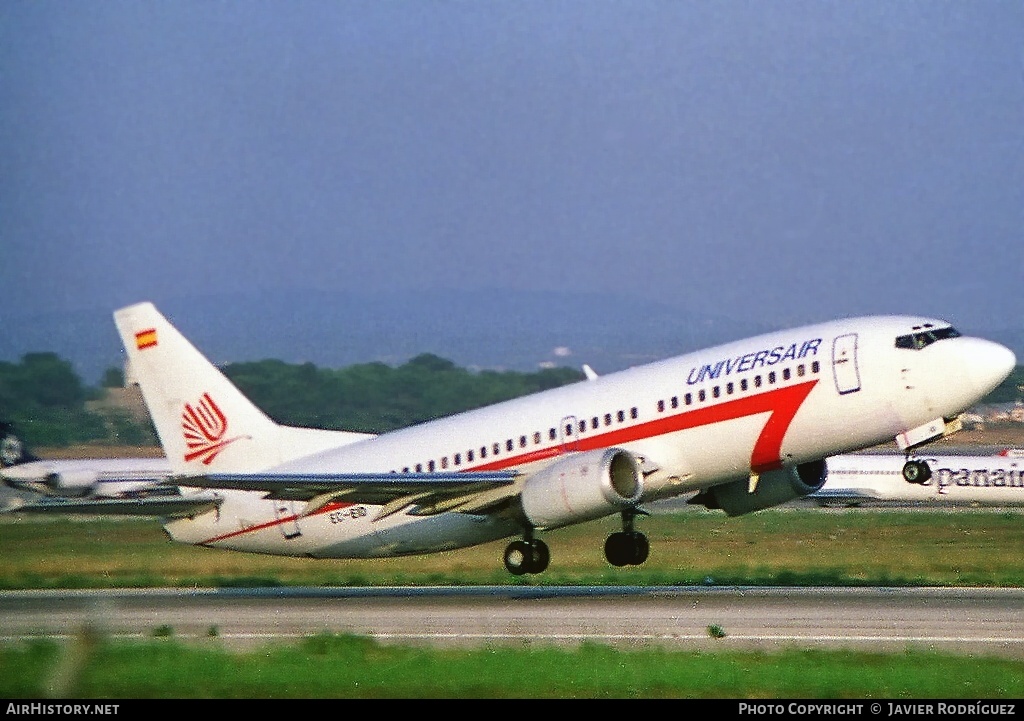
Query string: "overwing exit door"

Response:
xmin=560 ymin=415 xmax=580 ymax=452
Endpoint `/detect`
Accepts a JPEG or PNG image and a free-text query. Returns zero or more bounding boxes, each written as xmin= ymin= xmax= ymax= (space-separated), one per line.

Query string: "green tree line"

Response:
xmin=0 ymin=352 xmax=584 ymax=447
xmin=0 ymin=353 xmax=110 ymax=446
xmin=1 ymin=351 xmax=1021 ymax=449
xmin=223 ymin=353 xmax=584 ymax=434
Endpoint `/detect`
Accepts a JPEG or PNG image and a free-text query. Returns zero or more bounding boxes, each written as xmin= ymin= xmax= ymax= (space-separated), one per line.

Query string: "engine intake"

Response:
xmin=689 ymin=460 xmax=828 ymax=517
xmin=521 ymin=448 xmax=643 ymax=529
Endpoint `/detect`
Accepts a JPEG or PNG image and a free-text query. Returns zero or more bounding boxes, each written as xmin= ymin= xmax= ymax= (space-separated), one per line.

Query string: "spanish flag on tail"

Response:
xmin=135 ymin=328 xmax=158 ymax=350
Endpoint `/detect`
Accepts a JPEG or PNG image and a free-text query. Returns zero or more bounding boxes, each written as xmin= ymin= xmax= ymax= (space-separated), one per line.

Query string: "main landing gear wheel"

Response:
xmin=604 ymin=531 xmax=649 ymax=567
xmin=902 ymin=459 xmax=932 ymax=485
xmin=503 ymin=538 xmax=550 ymax=575
xmin=604 ymin=507 xmax=650 ymax=567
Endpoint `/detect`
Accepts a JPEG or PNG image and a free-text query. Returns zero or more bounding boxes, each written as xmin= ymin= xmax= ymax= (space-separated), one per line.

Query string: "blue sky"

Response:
xmin=2 ymin=1 xmax=1021 ymax=374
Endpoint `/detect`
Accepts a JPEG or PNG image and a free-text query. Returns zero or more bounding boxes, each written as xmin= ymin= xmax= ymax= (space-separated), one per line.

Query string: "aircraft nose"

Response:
xmin=961 ymin=338 xmax=1016 ymax=400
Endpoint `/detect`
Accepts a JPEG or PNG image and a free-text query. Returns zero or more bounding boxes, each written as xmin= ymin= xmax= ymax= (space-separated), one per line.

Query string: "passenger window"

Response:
xmin=506 ymin=439 xmax=513 ymax=452
xmin=698 ymin=389 xmax=706 ymax=402
xmin=671 ymin=396 xmax=678 ymax=409
xmin=617 ymin=410 xmax=625 ymax=423
xmin=592 ymin=417 xmax=599 ymax=429
xmin=726 ymin=382 xmax=733 ymax=394
xmin=797 ymin=365 xmax=805 ymax=377
xmin=768 ymin=371 xmax=776 ymax=384
xmin=534 ymin=432 xmax=541 ymax=444
xmin=441 ymin=457 xmax=448 ymax=470
xmin=428 ymin=460 xmax=435 ymax=472
xmin=520 ymin=435 xmax=527 ymax=448
xmin=812 ymin=361 xmax=820 ymax=373
xmin=579 ymin=420 xmax=586 ymax=433
xmin=549 ymin=428 xmax=557 ymax=440
xmin=754 ymin=376 xmax=762 ymax=388
xmin=604 ymin=413 xmax=612 ymax=426
xmin=630 ymin=407 xmax=638 ymax=419
xmin=713 ymin=386 xmax=720 ymax=398
xmin=493 ymin=443 xmax=501 ymax=455
xmin=658 ymin=400 xmax=665 ymax=413
xmin=783 ymin=368 xmax=791 ymax=381
xmin=415 ymin=463 xmax=423 ymax=472
xmin=468 ymin=450 xmax=475 ymax=462
xmin=740 ymin=378 xmax=748 ymax=391
xmin=685 ymin=392 xmax=692 ymax=405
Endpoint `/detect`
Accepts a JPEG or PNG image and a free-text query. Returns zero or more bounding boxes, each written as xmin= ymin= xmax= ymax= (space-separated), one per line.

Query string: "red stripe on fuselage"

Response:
xmin=199 ymin=500 xmax=354 ymax=545
xmin=473 ymin=380 xmax=819 ymax=473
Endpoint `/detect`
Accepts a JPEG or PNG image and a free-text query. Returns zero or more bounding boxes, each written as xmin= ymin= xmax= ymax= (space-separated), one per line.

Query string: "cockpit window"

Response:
xmin=895 ymin=325 xmax=961 ymax=350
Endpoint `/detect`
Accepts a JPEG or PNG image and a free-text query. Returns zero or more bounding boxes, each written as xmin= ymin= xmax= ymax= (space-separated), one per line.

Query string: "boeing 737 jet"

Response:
xmin=7 ymin=303 xmax=1015 ymax=574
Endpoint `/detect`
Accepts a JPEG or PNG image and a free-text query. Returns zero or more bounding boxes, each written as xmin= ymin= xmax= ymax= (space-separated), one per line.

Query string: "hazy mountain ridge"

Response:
xmin=2 ymin=289 xmax=1020 ymax=385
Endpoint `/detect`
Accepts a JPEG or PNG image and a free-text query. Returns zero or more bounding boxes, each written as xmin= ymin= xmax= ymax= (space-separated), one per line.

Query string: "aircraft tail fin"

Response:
xmin=0 ymin=422 xmax=39 ymax=468
xmin=113 ymin=303 xmax=371 ymax=475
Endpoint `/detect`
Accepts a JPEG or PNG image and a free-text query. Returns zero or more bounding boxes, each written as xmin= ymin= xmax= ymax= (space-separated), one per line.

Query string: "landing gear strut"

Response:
xmin=604 ymin=508 xmax=649 ymax=567
xmin=503 ymin=530 xmax=550 ymax=575
xmin=902 ymin=458 xmax=932 ymax=485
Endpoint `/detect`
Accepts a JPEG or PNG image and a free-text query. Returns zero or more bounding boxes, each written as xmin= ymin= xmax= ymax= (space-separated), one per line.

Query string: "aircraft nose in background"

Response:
xmin=961 ymin=338 xmax=1017 ymax=400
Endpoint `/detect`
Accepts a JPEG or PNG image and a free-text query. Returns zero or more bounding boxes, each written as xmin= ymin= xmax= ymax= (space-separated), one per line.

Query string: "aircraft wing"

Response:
xmin=175 ymin=470 xmax=522 ymax=518
xmin=5 ymin=492 xmax=222 ymax=518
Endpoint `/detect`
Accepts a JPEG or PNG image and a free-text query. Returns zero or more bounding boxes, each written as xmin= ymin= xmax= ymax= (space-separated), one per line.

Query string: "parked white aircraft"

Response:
xmin=811 ymin=449 xmax=1024 ymax=506
xmin=7 ymin=303 xmax=1016 ymax=574
xmin=0 ymin=420 xmax=170 ymax=503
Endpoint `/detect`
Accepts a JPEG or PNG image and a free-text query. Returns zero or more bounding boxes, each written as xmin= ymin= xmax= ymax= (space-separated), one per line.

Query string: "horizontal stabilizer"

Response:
xmin=5 ymin=493 xmax=222 ymax=518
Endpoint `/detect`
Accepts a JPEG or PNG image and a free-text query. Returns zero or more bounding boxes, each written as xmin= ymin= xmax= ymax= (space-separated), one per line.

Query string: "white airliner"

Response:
xmin=0 ymin=455 xmax=170 ymax=497
xmin=0 ymin=421 xmax=181 ymax=513
xmin=0 ymin=421 xmax=164 ymax=498
xmin=6 ymin=303 xmax=1016 ymax=574
xmin=811 ymin=449 xmax=1024 ymax=506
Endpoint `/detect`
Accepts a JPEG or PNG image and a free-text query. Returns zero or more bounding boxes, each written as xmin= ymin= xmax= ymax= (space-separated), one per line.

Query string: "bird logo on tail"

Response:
xmin=182 ymin=393 xmax=243 ymax=464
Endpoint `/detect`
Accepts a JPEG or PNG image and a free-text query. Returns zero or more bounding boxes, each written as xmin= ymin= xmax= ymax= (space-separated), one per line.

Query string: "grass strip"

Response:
xmin=2 ymin=509 xmax=1024 ymax=589
xmin=3 ymin=633 xmax=1022 ymax=699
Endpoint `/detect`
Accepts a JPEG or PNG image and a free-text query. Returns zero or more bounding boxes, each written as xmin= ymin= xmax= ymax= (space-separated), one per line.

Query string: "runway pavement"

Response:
xmin=2 ymin=585 xmax=1023 ymax=657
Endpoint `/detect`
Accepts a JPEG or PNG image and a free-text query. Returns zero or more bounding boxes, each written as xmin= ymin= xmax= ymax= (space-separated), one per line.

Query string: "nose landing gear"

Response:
xmin=902 ymin=458 xmax=932 ymax=484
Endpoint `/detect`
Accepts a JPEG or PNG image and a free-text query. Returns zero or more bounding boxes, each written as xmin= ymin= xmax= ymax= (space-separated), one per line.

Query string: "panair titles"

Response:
xmin=930 ymin=466 xmax=1024 ymax=493
xmin=687 ymin=338 xmax=822 ymax=386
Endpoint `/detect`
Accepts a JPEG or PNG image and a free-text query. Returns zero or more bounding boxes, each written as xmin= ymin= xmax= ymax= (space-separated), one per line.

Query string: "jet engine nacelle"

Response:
xmin=521 ymin=448 xmax=644 ymax=530
xmin=45 ymin=470 xmax=100 ymax=497
xmin=691 ymin=460 xmax=828 ymax=517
